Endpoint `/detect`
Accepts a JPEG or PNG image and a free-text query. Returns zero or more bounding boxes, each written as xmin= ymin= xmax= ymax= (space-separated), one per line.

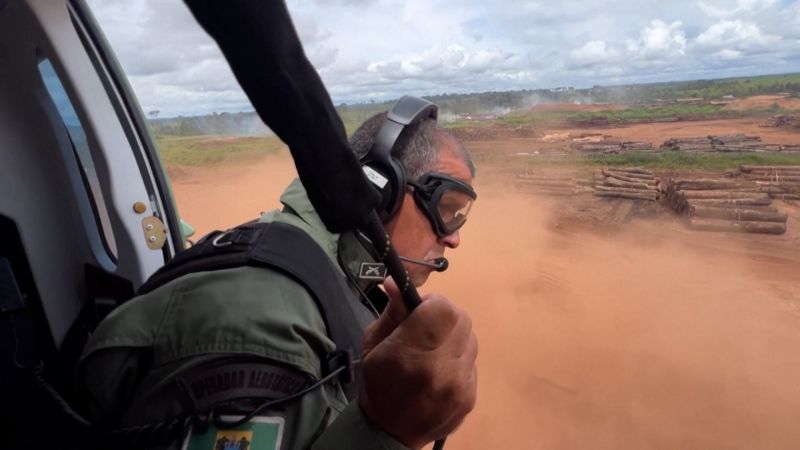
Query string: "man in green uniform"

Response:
xmin=79 ymin=100 xmax=478 ymax=450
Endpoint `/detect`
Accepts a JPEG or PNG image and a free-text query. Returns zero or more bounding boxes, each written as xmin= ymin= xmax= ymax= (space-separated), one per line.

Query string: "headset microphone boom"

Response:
xmin=398 ymin=255 xmax=449 ymax=272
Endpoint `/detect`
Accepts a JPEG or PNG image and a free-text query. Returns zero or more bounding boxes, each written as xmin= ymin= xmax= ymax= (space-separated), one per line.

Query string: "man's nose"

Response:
xmin=439 ymin=229 xmax=461 ymax=249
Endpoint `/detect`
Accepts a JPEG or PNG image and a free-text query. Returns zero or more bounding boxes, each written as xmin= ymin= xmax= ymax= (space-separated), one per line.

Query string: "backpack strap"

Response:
xmin=138 ymin=221 xmax=367 ymax=400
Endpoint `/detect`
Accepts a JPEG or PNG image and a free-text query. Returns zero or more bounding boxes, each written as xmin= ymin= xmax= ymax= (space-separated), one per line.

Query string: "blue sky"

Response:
xmin=86 ymin=0 xmax=800 ymax=117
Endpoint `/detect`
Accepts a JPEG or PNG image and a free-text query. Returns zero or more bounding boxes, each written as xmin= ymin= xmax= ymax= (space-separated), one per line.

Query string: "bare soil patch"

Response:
xmin=722 ymin=94 xmax=800 ymax=111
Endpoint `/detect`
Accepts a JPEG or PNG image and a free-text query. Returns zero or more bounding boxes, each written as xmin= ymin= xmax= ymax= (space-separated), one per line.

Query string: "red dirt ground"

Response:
xmin=170 ymin=116 xmax=800 ymax=450
xmin=722 ymin=94 xmax=800 ymax=111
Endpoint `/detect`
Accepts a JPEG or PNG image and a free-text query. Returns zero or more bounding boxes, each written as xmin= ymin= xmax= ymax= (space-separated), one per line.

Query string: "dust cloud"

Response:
xmin=172 ymin=152 xmax=800 ymax=450
xmin=427 ymin=181 xmax=800 ymax=449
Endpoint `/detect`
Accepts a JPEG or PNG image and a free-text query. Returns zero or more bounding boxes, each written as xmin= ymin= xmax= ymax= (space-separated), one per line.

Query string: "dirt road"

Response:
xmin=171 ymin=150 xmax=800 ymax=449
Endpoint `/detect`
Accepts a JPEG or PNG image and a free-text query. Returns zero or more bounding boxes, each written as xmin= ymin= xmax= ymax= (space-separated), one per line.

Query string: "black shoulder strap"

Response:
xmin=138 ymin=221 xmax=366 ymax=399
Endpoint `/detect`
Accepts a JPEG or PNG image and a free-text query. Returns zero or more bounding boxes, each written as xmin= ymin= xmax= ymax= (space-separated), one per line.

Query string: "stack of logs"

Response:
xmin=593 ymin=167 xmax=659 ymax=201
xmin=733 ymin=165 xmax=800 ymax=201
xmin=661 ymin=134 xmax=800 ymax=153
xmin=571 ymin=138 xmax=655 ymax=154
xmin=515 ymin=171 xmax=593 ymax=196
xmin=762 ymin=114 xmax=800 ymax=129
xmin=664 ymin=177 xmax=787 ymax=234
xmin=661 ymin=134 xmax=761 ymax=152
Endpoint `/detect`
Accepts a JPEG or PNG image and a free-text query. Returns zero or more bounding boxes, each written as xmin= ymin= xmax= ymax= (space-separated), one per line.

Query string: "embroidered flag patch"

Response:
xmin=182 ymin=416 xmax=284 ymax=450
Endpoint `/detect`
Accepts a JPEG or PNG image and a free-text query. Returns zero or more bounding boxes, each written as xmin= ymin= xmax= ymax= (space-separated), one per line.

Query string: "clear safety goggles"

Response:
xmin=407 ymin=173 xmax=477 ymax=238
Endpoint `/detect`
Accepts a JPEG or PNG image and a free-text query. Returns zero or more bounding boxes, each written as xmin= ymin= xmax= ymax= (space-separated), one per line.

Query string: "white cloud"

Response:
xmin=695 ymin=19 xmax=780 ymax=49
xmin=569 ymin=40 xmax=620 ymax=67
xmin=698 ymin=0 xmax=777 ymax=18
xmin=627 ymin=20 xmax=687 ymax=58
xmin=713 ymin=49 xmax=744 ymax=60
xmin=84 ymin=0 xmax=800 ymax=117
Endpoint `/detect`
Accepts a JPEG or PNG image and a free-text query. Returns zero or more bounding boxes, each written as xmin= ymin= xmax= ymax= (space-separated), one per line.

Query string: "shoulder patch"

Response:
xmin=182 ymin=415 xmax=284 ymax=450
xmin=177 ymin=359 xmax=310 ymax=412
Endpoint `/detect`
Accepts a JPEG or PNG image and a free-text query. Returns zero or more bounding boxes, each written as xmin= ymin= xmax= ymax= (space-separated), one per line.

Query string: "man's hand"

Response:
xmin=359 ymin=278 xmax=478 ymax=450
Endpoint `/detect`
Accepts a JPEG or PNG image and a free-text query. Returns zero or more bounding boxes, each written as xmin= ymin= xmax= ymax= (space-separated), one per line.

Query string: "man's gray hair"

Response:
xmin=349 ymin=111 xmax=475 ymax=182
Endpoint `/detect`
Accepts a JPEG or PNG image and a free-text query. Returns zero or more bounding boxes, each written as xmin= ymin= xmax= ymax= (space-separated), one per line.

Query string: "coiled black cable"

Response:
xmin=31 ymin=362 xmax=91 ymax=428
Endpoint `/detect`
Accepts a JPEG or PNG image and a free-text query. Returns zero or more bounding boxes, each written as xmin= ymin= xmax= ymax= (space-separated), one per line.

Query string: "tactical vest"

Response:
xmin=139 ymin=220 xmax=375 ymax=401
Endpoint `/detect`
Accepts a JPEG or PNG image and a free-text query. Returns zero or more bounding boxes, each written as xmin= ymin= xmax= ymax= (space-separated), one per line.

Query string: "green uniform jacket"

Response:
xmin=79 ymin=179 xmax=407 ymax=450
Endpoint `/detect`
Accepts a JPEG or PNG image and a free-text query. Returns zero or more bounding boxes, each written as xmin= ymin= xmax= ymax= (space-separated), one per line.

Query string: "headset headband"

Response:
xmin=371 ymin=96 xmax=438 ymax=160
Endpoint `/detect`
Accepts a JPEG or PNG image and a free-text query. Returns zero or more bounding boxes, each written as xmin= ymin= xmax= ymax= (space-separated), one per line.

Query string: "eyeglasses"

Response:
xmin=407 ymin=172 xmax=477 ymax=238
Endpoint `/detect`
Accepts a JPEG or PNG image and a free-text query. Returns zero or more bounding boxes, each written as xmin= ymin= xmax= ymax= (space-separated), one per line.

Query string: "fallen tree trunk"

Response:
xmin=689 ymin=205 xmax=788 ymax=222
xmin=688 ymin=217 xmax=787 ymax=235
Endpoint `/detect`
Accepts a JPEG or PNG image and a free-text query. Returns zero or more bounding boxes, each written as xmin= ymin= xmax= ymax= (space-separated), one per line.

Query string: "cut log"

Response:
xmin=744 ymin=172 xmax=800 ymax=178
xmin=742 ymin=175 xmax=800 ymax=182
xmin=688 ymin=218 xmax=786 ymax=235
xmin=770 ymin=194 xmax=800 ymax=200
xmin=601 ymin=177 xmax=658 ymax=190
xmin=681 ymin=191 xmax=765 ymax=200
xmin=741 ymin=165 xmax=800 ymax=172
xmin=603 ymin=169 xmax=655 ymax=180
xmin=606 ymin=167 xmax=651 ymax=175
xmin=602 ymin=169 xmax=657 ymax=184
xmin=687 ymin=197 xmax=772 ymax=208
xmin=760 ymin=185 xmax=800 ymax=194
xmin=594 ymin=185 xmax=659 ymax=194
xmin=689 ymin=205 xmax=787 ymax=222
xmin=675 ymin=179 xmax=756 ymax=190
xmin=756 ymin=181 xmax=800 ymax=187
xmin=594 ymin=191 xmax=657 ymax=201
xmin=688 ymin=202 xmax=778 ymax=213
xmin=710 ymin=134 xmax=761 ymax=144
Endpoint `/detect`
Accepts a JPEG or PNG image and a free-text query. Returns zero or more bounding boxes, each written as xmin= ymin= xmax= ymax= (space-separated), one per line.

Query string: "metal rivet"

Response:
xmin=133 ymin=202 xmax=147 ymax=214
xmin=148 ymin=236 xmax=157 ymax=242
xmin=145 ymin=224 xmax=154 ymax=231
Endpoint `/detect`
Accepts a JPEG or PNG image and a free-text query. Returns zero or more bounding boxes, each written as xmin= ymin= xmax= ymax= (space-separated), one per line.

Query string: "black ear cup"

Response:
xmin=360 ymin=96 xmax=438 ymax=221
xmin=360 ymin=155 xmax=406 ymax=221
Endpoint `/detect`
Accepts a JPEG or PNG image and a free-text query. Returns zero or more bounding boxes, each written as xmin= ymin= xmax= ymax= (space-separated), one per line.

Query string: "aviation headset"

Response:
xmin=360 ymin=95 xmax=439 ymax=220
